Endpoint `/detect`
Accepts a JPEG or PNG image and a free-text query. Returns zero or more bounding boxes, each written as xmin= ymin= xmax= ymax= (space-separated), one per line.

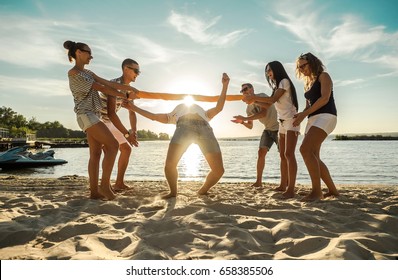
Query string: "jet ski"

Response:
xmin=0 ymin=146 xmax=68 ymax=169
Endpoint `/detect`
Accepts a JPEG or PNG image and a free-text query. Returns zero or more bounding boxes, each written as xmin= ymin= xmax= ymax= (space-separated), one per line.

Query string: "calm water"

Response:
xmin=1 ymin=138 xmax=397 ymax=185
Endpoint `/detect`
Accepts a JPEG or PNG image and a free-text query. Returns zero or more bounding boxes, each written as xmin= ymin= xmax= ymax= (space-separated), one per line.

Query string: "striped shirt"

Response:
xmin=99 ymin=77 xmax=132 ymax=121
xmin=68 ymin=69 xmax=102 ymax=115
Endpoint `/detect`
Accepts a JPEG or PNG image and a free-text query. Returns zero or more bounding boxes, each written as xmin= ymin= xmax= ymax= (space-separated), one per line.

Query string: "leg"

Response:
xmin=113 ymin=143 xmax=132 ymax=191
xmin=163 ymin=143 xmax=189 ymax=199
xmin=319 ymin=158 xmax=339 ymax=197
xmin=275 ymin=133 xmax=288 ymax=191
xmin=198 ymin=151 xmax=224 ymax=195
xmin=86 ymin=132 xmax=103 ymax=199
xmin=252 ymin=147 xmax=268 ymax=188
xmin=282 ymin=131 xmax=299 ymax=198
xmin=86 ymin=122 xmax=119 ymax=200
xmin=300 ymin=126 xmax=327 ymax=201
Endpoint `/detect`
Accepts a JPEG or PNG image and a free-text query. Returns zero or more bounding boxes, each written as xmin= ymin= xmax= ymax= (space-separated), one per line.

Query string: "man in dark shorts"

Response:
xmin=232 ymin=83 xmax=279 ymax=188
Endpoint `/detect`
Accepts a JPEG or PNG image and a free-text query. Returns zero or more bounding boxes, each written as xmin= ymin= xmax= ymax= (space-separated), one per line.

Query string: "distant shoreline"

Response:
xmin=334 ymin=135 xmax=398 ymax=141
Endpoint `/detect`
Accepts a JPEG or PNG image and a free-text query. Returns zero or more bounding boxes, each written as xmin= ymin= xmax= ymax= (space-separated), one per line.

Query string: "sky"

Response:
xmin=1 ymin=0 xmax=398 ymax=138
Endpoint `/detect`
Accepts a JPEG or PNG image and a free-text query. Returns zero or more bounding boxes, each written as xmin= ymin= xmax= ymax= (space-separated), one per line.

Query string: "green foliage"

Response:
xmin=1 ymin=106 xmax=168 ymax=140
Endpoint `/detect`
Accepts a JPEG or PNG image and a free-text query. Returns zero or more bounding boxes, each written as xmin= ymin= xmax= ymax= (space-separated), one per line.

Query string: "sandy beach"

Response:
xmin=0 ymin=175 xmax=397 ymax=260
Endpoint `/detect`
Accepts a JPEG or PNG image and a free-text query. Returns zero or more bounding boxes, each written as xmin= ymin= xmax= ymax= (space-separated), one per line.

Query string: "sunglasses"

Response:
xmin=298 ymin=62 xmax=309 ymax=70
xmin=240 ymin=87 xmax=249 ymax=93
xmin=126 ymin=66 xmax=141 ymax=74
xmin=79 ymin=49 xmax=92 ymax=55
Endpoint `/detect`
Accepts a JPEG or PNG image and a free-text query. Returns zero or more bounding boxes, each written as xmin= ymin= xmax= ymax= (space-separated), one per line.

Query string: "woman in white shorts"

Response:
xmin=293 ymin=52 xmax=339 ymax=201
xmin=242 ymin=61 xmax=300 ymax=199
xmin=64 ymin=40 xmax=137 ymax=200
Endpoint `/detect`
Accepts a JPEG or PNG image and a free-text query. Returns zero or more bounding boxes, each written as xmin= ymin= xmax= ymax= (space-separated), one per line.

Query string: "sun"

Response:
xmin=166 ymin=76 xmax=215 ymax=98
xmin=183 ymin=95 xmax=194 ymax=106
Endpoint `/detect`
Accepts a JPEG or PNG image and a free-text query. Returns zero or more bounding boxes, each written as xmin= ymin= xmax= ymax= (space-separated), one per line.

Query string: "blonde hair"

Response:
xmin=295 ymin=53 xmax=325 ymax=90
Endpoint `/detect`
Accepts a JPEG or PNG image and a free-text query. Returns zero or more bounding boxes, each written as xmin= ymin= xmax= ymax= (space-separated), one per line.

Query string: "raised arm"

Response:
xmin=206 ymin=73 xmax=230 ymax=120
xmin=137 ymin=91 xmax=241 ymax=102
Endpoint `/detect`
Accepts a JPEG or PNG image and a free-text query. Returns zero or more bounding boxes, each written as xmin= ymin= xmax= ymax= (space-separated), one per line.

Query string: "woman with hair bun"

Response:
xmin=63 ymin=40 xmax=138 ymax=200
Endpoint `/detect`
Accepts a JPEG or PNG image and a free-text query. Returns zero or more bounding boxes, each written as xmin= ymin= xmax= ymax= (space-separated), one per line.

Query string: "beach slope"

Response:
xmin=0 ymin=175 xmax=397 ymax=260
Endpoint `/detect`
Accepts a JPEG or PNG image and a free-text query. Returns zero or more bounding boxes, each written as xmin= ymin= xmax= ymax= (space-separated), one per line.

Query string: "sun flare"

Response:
xmin=180 ymin=144 xmax=205 ymax=181
xmin=183 ymin=95 xmax=194 ymax=106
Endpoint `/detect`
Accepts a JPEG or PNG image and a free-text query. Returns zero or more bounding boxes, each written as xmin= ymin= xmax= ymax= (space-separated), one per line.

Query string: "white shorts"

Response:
xmin=103 ymin=120 xmax=128 ymax=145
xmin=305 ymin=113 xmax=337 ymax=135
xmin=279 ymin=118 xmax=300 ymax=135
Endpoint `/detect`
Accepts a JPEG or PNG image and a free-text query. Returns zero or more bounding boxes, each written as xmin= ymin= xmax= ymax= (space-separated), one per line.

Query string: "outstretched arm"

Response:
xmin=123 ymin=101 xmax=169 ymax=124
xmin=206 ymin=73 xmax=230 ymax=120
xmin=137 ymin=91 xmax=241 ymax=102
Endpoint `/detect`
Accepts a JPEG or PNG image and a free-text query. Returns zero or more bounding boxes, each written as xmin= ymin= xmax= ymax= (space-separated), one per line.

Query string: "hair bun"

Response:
xmin=63 ymin=40 xmax=76 ymax=50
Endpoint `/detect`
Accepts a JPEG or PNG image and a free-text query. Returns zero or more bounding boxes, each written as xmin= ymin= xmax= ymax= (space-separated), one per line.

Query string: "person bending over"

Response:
xmin=123 ymin=73 xmax=230 ymax=198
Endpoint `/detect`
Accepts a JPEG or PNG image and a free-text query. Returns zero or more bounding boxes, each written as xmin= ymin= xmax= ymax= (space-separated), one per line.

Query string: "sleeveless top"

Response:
xmin=304 ymin=75 xmax=337 ymax=117
xmin=68 ymin=69 xmax=102 ymax=115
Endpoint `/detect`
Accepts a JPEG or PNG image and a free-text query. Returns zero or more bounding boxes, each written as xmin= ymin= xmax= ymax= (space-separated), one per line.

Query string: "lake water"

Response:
xmin=1 ymin=138 xmax=397 ymax=185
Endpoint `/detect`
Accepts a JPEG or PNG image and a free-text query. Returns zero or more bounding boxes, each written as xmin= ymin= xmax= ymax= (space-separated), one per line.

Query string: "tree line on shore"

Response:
xmin=0 ymin=106 xmax=169 ymax=141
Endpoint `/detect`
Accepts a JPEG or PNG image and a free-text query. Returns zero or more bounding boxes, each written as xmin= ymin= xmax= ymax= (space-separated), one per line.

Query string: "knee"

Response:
xmin=258 ymin=148 xmax=268 ymax=157
xmin=299 ymin=144 xmax=312 ymax=158
xmin=120 ymin=143 xmax=132 ymax=155
xmin=90 ymin=148 xmax=102 ymax=161
xmin=213 ymin=165 xmax=225 ymax=178
xmin=164 ymin=161 xmax=177 ymax=173
xmin=284 ymin=150 xmax=296 ymax=161
xmin=104 ymin=139 xmax=119 ymax=155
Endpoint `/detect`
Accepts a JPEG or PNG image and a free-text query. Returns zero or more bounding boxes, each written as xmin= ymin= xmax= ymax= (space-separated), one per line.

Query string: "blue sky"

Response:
xmin=1 ymin=0 xmax=397 ymax=138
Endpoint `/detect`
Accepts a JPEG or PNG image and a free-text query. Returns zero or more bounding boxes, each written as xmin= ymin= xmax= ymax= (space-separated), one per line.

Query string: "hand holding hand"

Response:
xmin=293 ymin=112 xmax=305 ymax=127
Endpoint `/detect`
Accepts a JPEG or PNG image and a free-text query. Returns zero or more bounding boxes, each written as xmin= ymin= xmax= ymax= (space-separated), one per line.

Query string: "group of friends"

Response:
xmin=64 ymin=40 xmax=339 ymax=202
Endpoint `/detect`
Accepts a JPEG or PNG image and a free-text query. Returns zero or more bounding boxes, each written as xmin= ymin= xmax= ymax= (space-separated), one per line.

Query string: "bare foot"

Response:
xmin=98 ymin=185 xmax=116 ymax=200
xmin=161 ymin=192 xmax=176 ymax=199
xmin=250 ymin=182 xmax=263 ymax=188
xmin=302 ymin=191 xmax=324 ymax=201
xmin=112 ymin=183 xmax=131 ymax=192
xmin=198 ymin=185 xmax=213 ymax=195
xmin=90 ymin=192 xmax=105 ymax=200
xmin=282 ymin=190 xmax=295 ymax=199
xmin=324 ymin=191 xmax=340 ymax=198
xmin=274 ymin=186 xmax=286 ymax=192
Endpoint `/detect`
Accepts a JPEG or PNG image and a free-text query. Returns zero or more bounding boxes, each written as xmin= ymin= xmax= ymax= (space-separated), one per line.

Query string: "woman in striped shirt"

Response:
xmin=64 ymin=40 xmax=137 ymax=200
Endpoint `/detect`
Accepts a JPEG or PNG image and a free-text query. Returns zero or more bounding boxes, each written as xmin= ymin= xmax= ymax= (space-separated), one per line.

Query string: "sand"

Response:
xmin=0 ymin=175 xmax=397 ymax=260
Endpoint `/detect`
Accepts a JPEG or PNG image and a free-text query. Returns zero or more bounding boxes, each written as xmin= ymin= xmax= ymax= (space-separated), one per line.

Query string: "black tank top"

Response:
xmin=304 ymin=75 xmax=337 ymax=117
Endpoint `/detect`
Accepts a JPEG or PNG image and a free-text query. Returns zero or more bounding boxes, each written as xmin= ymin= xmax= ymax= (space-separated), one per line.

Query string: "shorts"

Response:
xmin=76 ymin=112 xmax=101 ymax=132
xmin=305 ymin=113 xmax=337 ymax=135
xmin=171 ymin=118 xmax=221 ymax=154
xmin=103 ymin=120 xmax=128 ymax=145
xmin=279 ymin=118 xmax=300 ymax=134
xmin=259 ymin=130 xmax=279 ymax=151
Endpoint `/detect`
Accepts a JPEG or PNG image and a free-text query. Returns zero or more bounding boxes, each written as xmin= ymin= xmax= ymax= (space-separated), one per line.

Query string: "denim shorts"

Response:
xmin=259 ymin=130 xmax=279 ymax=151
xmin=171 ymin=118 xmax=221 ymax=154
xmin=76 ymin=112 xmax=101 ymax=132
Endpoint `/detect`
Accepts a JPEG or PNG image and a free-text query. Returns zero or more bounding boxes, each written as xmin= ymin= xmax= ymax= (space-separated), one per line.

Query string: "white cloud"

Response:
xmin=0 ymin=75 xmax=69 ymax=96
xmin=0 ymin=15 xmax=86 ymax=68
xmin=268 ymin=2 xmax=398 ymax=71
xmin=334 ymin=78 xmax=364 ymax=87
xmin=168 ymin=11 xmax=250 ymax=47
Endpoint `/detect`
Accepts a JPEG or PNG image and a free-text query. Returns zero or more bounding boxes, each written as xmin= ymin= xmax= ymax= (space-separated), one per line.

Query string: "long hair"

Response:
xmin=265 ymin=61 xmax=298 ymax=111
xmin=295 ymin=52 xmax=325 ymax=90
